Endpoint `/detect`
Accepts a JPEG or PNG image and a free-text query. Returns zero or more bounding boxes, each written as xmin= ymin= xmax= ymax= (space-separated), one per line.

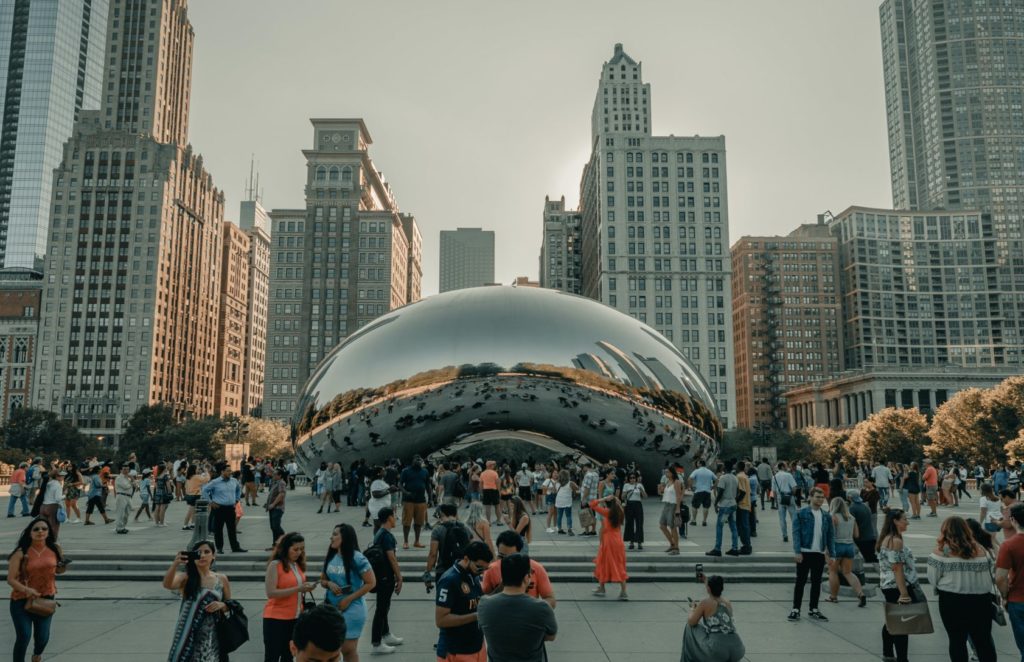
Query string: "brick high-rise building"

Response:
xmin=33 ymin=0 xmax=225 ymax=439
xmin=215 ymin=222 xmax=248 ymax=417
xmin=0 ymin=272 xmax=41 ymax=421
xmin=264 ymin=119 xmax=422 ymax=421
xmin=239 ymin=197 xmax=270 ymax=417
xmin=730 ymin=221 xmax=842 ymax=430
xmin=539 ymin=196 xmax=582 ymax=294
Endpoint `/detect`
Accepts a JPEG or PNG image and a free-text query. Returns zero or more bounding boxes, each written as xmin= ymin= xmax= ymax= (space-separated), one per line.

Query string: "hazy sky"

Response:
xmin=187 ymin=1 xmax=893 ymax=296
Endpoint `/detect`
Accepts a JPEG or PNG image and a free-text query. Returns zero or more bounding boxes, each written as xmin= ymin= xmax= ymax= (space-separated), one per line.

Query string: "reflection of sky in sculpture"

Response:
xmin=292 ymin=287 xmax=720 ymax=483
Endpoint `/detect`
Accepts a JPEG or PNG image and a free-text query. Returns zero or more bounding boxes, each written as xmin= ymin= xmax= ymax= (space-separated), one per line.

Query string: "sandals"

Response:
xmin=824 ymin=596 xmax=839 ymax=603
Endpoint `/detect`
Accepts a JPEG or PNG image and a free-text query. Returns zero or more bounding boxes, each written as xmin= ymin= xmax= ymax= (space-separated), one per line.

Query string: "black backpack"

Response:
xmin=437 ymin=521 xmax=471 ymax=575
xmin=363 ymin=529 xmax=394 ymax=593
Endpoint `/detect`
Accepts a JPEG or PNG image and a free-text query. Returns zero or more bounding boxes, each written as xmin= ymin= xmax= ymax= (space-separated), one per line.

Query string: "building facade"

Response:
xmin=731 ymin=221 xmax=842 ymax=430
xmin=539 ymin=195 xmax=582 ymax=294
xmin=239 ymin=198 xmax=270 ymax=417
xmin=0 ymin=0 xmax=108 ymax=270
xmin=0 ymin=272 xmax=40 ymax=420
xmin=575 ymin=44 xmax=735 ymax=426
xmin=439 ymin=227 xmax=494 ymax=293
xmin=264 ymin=119 xmax=422 ymax=421
xmin=33 ymin=0 xmax=226 ymax=439
xmin=214 ymin=222 xmax=248 ymax=417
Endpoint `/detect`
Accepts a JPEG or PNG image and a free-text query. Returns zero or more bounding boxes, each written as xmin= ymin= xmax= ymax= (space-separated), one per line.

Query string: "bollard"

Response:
xmin=189 ymin=499 xmax=211 ymax=548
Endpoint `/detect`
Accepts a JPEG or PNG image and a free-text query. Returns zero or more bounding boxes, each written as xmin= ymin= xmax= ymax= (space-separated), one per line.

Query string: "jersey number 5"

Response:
xmin=438 ymin=588 xmax=448 ymax=602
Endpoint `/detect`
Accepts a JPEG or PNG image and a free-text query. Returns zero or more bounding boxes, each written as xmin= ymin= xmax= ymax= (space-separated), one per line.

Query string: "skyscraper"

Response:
xmin=576 ymin=44 xmax=735 ymax=426
xmin=0 ymin=0 xmax=108 ymax=270
xmin=439 ymin=228 xmax=495 ymax=293
xmin=539 ymin=196 xmax=582 ymax=294
xmin=215 ymin=222 xmax=248 ymax=417
xmin=239 ymin=197 xmax=270 ymax=417
xmin=264 ymin=119 xmax=422 ymax=421
xmin=34 ymin=0 xmax=226 ymax=439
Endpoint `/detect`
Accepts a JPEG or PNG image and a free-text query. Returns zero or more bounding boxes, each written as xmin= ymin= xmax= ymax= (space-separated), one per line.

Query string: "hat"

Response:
xmin=521 ymin=463 xmax=528 ymax=468
xmin=847 ymin=490 xmax=862 ymax=502
xmin=142 ymin=468 xmax=152 ymax=475
xmin=58 ymin=470 xmax=67 ymax=477
xmin=129 ymin=470 xmax=138 ymax=477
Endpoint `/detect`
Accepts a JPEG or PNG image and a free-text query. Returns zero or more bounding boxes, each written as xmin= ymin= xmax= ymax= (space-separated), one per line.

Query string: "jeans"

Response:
xmin=937 ymin=590 xmax=996 ymax=662
xmin=778 ymin=502 xmax=796 ymax=538
xmin=793 ymin=552 xmax=825 ymax=611
xmin=736 ymin=508 xmax=751 ymax=549
xmin=1008 ymin=601 xmax=1024 ymax=662
xmin=899 ymin=488 xmax=910 ymax=511
xmin=10 ymin=598 xmax=52 ymax=661
xmin=557 ymin=506 xmax=573 ymax=530
xmin=713 ymin=506 xmax=738 ymax=551
xmin=371 ymin=578 xmax=394 ymax=645
xmin=7 ymin=493 xmax=29 ymax=517
xmin=263 ymin=616 xmax=296 ymax=662
xmin=269 ymin=508 xmax=285 ymax=546
xmin=878 ymin=486 xmax=890 ymax=508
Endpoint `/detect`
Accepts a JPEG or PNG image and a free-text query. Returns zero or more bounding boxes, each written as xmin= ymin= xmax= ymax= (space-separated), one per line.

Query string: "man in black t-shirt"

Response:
xmin=400 ymin=456 xmax=430 ymax=549
xmin=435 ymin=541 xmax=493 ymax=661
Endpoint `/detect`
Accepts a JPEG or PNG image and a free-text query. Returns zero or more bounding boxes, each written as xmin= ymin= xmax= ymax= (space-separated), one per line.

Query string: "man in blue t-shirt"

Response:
xmin=434 ymin=541 xmax=493 ymax=661
xmin=400 ymin=456 xmax=430 ymax=550
xmin=688 ymin=459 xmax=717 ymax=527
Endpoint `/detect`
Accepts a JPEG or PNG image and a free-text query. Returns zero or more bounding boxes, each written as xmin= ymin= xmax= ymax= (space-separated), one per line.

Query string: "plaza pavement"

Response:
xmin=0 ymin=488 xmax=1018 ymax=660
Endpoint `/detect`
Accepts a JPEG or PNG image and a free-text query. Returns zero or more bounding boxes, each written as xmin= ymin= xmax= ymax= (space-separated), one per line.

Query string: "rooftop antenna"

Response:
xmin=245 ymin=154 xmax=262 ymax=202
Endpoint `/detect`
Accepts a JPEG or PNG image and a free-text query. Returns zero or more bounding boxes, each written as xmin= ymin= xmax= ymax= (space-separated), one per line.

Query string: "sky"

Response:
xmin=186 ymin=0 xmax=893 ymax=296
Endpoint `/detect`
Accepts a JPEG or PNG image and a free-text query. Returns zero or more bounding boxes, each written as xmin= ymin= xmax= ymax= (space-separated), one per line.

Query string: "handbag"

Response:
xmin=986 ymin=550 xmax=1008 ymax=626
xmin=216 ymin=599 xmax=249 ymax=654
xmin=883 ymin=585 xmax=934 ymax=635
xmin=19 ymin=555 xmax=59 ymax=617
xmin=578 ymin=506 xmax=595 ymax=529
xmin=303 ymin=591 xmax=316 ymax=612
xmin=56 ymin=505 xmax=67 ymax=524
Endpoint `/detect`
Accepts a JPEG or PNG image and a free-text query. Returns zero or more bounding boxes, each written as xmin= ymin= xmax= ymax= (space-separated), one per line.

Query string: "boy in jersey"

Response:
xmin=434 ymin=541 xmax=494 ymax=662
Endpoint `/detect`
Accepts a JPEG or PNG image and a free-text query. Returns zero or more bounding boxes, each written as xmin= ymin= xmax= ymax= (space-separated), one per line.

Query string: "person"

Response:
xmin=480 ymin=460 xmax=500 ymax=525
xmin=554 ymin=470 xmax=577 ymax=535
xmin=860 ymin=476 xmax=880 ymax=518
xmin=134 ymin=468 xmax=153 ymax=522
xmin=847 ymin=490 xmax=878 ymax=563
xmin=153 ymin=463 xmax=173 ymax=527
xmin=317 ymin=462 xmax=337 ymax=514
xmin=83 ymin=466 xmax=113 ymax=526
xmin=264 ymin=532 xmax=317 ymax=662
xmin=508 ymin=496 xmax=532 ymax=554
xmin=788 ymin=487 xmax=833 ymax=622
xmin=321 ymin=523 xmax=376 ymax=661
xmin=825 ymin=497 xmax=866 ymax=606
xmin=996 ymin=502 xmax=1024 ymax=660
xmin=681 ymin=575 xmax=745 ymax=662
xmin=24 ymin=459 xmax=41 ymax=506
xmin=7 ymin=516 xmax=66 ymax=662
xmin=265 ymin=468 xmax=288 ymax=551
xmin=63 ymin=465 xmax=83 ymax=524
xmin=660 ymin=465 xmax=684 ymax=555
xmin=707 ymin=464 xmax=739 ymax=558
xmin=621 ymin=472 xmax=647 ymax=550
xmin=477 ymin=553 xmax=557 ymax=662
xmin=515 ymin=463 xmax=533 ymax=503
xmin=877 ymin=510 xmax=919 ymax=662
xmin=365 ymin=466 xmax=393 ymax=530
xmin=242 ymin=459 xmax=258 ymax=507
xmin=689 ymin=459 xmax=716 ymax=527
xmin=926 ymin=516 xmax=996 ymax=662
xmin=979 ymin=483 xmax=1003 ymax=535
xmin=482 ymin=530 xmax=556 ymax=609
xmin=1001 ymin=488 xmax=1019 ymax=543
xmin=182 ymin=465 xmax=207 ymax=530
xmin=734 ymin=462 xmax=753 ymax=555
xmin=590 ymin=495 xmax=629 ymax=599
xmin=8 ymin=462 xmax=30 ymax=518
xmin=772 ymin=462 xmax=798 ymax=542
xmin=756 ymin=458 xmax=773 ymax=510
xmin=465 ymin=501 xmax=495 ymax=558
xmin=871 ymin=461 xmax=893 ymax=510
xmin=579 ymin=461 xmax=599 ymax=536
xmin=440 ymin=462 xmax=464 ymax=507
xmin=369 ymin=507 xmax=404 ymax=655
xmin=399 ymin=456 xmax=429 ymax=550
xmin=290 ymin=603 xmax=347 ymax=661
xmin=36 ymin=470 xmax=64 ymax=540
xmin=498 ymin=467 xmax=515 ymax=524
xmin=201 ymin=462 xmax=247 ymax=554
xmin=165 ymin=541 xmax=232 ymax=661
xmin=435 ymin=541 xmax=493 ymax=662
xmin=427 ymin=504 xmax=474 ymax=583
xmin=923 ymin=458 xmax=940 ymax=517
xmin=110 ymin=464 xmax=133 ymax=535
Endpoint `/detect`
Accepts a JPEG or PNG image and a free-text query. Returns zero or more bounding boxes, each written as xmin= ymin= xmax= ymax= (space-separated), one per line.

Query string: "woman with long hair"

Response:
xmin=658 ymin=465 xmax=683 ymax=555
xmin=509 ymin=496 xmax=531 ymax=554
xmin=263 ymin=532 xmax=317 ymax=662
xmin=927 ymin=516 xmax=997 ymax=662
xmin=63 ymin=465 xmax=83 ymax=524
xmin=876 ymin=510 xmax=918 ymax=662
xmin=543 ymin=466 xmax=559 ymax=533
xmin=34 ymin=470 xmax=64 ymax=540
xmin=681 ymin=575 xmax=746 ymax=662
xmin=825 ymin=497 xmax=866 ymax=606
xmin=499 ymin=466 xmax=515 ymax=524
xmin=153 ymin=463 xmax=172 ymax=527
xmin=320 ymin=523 xmax=376 ymax=661
xmin=554 ymin=469 xmax=578 ymax=535
xmin=7 ymin=516 xmax=66 ymax=662
xmin=464 ymin=501 xmax=495 ymax=559
xmin=590 ymin=494 xmax=629 ymax=600
xmin=621 ymin=472 xmax=647 ymax=550
xmin=979 ymin=483 xmax=1003 ymax=535
xmin=905 ymin=462 xmax=922 ymax=519
xmin=164 ymin=540 xmax=231 ymax=661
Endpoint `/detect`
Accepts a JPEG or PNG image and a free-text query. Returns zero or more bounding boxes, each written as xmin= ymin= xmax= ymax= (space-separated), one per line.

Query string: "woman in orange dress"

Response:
xmin=590 ymin=495 xmax=629 ymax=600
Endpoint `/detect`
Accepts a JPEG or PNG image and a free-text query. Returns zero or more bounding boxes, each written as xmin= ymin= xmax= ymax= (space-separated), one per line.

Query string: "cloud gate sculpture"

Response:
xmin=292 ymin=287 xmax=721 ymax=483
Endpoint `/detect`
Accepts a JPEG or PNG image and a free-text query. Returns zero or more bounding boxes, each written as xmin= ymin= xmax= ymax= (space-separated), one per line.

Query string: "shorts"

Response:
xmin=500 ymin=493 xmax=512 ymax=501
xmin=482 ymin=489 xmax=499 ymax=506
xmin=184 ymin=495 xmax=198 ymax=506
xmin=691 ymin=491 xmax=711 ymax=509
xmin=545 ymin=494 xmax=556 ymax=506
xmin=925 ymin=485 xmax=938 ymax=502
xmin=402 ymin=501 xmax=427 ymax=527
xmin=518 ymin=486 xmax=532 ymax=501
xmin=659 ymin=502 xmax=679 ymax=527
xmin=833 ymin=542 xmax=856 ymax=559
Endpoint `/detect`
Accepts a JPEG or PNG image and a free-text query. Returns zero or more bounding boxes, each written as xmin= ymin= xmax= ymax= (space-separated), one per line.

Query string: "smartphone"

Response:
xmin=186 ymin=550 xmax=199 ymax=561
xmin=695 ymin=563 xmax=704 ymax=582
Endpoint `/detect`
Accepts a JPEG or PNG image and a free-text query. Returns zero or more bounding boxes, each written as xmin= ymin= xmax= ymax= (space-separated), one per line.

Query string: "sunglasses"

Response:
xmin=31 ymin=527 xmax=49 ymax=532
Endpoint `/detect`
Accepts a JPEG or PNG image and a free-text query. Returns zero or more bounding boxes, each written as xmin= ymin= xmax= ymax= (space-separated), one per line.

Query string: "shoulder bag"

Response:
xmin=986 ymin=550 xmax=1007 ymax=627
xmin=883 ymin=584 xmax=933 ymax=635
xmin=216 ymin=599 xmax=249 ymax=654
xmin=19 ymin=554 xmax=59 ymax=617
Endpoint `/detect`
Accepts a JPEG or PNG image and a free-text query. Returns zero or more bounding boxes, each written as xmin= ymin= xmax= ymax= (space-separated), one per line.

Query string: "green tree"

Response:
xmin=0 ymin=407 xmax=86 ymax=457
xmin=926 ymin=388 xmax=1002 ymax=465
xmin=1005 ymin=430 xmax=1024 ymax=465
xmin=989 ymin=376 xmax=1024 ymax=444
xmin=847 ymin=407 xmax=929 ymax=465
xmin=802 ymin=426 xmax=850 ymax=466
xmin=212 ymin=416 xmax=290 ymax=458
xmin=121 ymin=403 xmax=177 ymax=451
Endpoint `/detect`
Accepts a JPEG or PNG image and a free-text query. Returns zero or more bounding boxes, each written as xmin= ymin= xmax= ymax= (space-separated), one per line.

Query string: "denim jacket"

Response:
xmin=792 ymin=507 xmax=836 ymax=556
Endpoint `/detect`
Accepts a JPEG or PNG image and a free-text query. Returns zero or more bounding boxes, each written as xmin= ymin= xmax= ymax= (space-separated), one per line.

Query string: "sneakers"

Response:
xmin=808 ymin=609 xmax=829 ymax=621
xmin=783 ymin=536 xmax=789 ymax=542
xmin=545 ymin=527 xmax=555 ymax=533
xmin=705 ymin=549 xmax=722 ymax=557
xmin=787 ymin=609 xmax=800 ymax=621
xmin=382 ymin=634 xmax=404 ymax=646
xmin=371 ymin=642 xmax=396 ymax=655
xmin=567 ymin=530 xmax=575 ymax=536
xmin=725 ymin=548 xmax=741 ymax=557
xmin=557 ymin=529 xmax=566 ymax=535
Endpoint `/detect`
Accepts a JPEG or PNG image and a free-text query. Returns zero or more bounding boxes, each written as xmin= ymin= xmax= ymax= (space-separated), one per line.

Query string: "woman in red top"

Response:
xmin=6 ymin=516 xmax=66 ymax=662
xmin=590 ymin=495 xmax=629 ymax=600
xmin=263 ymin=532 xmax=317 ymax=662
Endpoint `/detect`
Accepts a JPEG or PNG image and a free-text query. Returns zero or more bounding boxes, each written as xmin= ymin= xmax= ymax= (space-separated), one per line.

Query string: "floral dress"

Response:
xmin=168 ymin=577 xmax=223 ymax=662
xmin=681 ymin=600 xmax=746 ymax=662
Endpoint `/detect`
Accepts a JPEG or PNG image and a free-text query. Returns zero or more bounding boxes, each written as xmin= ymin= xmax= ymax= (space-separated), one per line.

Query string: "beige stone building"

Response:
xmin=239 ymin=199 xmax=270 ymax=417
xmin=215 ymin=222 xmax=249 ymax=417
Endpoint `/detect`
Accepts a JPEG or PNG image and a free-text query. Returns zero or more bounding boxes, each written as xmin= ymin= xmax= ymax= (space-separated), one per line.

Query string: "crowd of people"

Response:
xmin=9 ymin=450 xmax=1024 ymax=661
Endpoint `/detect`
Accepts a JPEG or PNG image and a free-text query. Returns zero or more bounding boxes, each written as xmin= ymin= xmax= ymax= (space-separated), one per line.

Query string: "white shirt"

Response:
xmin=802 ymin=508 xmax=824 ymax=553
xmin=661 ymin=481 xmax=678 ymax=504
xmin=516 ymin=470 xmax=532 ymax=487
xmin=773 ymin=470 xmax=797 ymax=495
xmin=555 ymin=483 xmax=573 ymax=508
xmin=367 ymin=479 xmax=391 ymax=521
xmin=42 ymin=479 xmax=64 ymax=506
xmin=871 ymin=465 xmax=892 ymax=488
xmin=980 ymin=496 xmax=1003 ymax=524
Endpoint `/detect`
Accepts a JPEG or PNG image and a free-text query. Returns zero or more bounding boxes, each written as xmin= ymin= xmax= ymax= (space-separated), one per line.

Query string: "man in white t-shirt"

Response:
xmin=366 ymin=467 xmax=393 ymax=531
xmin=688 ymin=460 xmax=716 ymax=526
xmin=870 ymin=462 xmax=893 ymax=509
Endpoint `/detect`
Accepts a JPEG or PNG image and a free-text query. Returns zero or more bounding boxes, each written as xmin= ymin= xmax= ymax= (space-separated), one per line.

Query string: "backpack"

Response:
xmin=452 ymin=478 xmax=467 ymax=499
xmin=437 ymin=521 xmax=471 ymax=576
xmin=363 ymin=529 xmax=394 ymax=593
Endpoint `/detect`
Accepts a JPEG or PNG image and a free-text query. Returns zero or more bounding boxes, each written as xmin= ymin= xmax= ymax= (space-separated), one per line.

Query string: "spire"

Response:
xmin=608 ymin=43 xmax=637 ymax=66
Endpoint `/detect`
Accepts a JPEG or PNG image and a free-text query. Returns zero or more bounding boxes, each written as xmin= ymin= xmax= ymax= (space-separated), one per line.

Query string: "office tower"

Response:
xmin=0 ymin=0 xmax=108 ymax=270
xmin=264 ymin=119 xmax=422 ymax=420
xmin=539 ymin=195 xmax=582 ymax=294
xmin=34 ymin=0 xmax=226 ymax=439
xmin=439 ymin=228 xmax=494 ymax=293
xmin=239 ymin=197 xmax=270 ymax=416
xmin=730 ymin=221 xmax=842 ymax=429
xmin=214 ymin=222 xmax=248 ymax=417
xmin=576 ymin=43 xmax=735 ymax=426
xmin=0 ymin=272 xmax=41 ymax=421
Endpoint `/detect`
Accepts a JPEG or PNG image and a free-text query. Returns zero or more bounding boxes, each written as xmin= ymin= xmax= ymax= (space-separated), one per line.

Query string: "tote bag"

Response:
xmin=883 ymin=585 xmax=933 ymax=635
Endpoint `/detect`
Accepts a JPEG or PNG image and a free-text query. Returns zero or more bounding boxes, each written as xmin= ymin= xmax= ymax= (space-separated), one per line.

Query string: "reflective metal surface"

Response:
xmin=292 ymin=287 xmax=721 ymax=482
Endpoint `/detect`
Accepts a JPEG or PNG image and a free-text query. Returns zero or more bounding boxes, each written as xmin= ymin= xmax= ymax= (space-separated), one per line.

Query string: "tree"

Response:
xmin=988 ymin=376 xmax=1024 ymax=444
xmin=212 ymin=416 xmax=290 ymax=458
xmin=926 ymin=388 xmax=1002 ymax=465
xmin=847 ymin=408 xmax=929 ymax=465
xmin=1005 ymin=430 xmax=1024 ymax=465
xmin=802 ymin=426 xmax=850 ymax=466
xmin=121 ymin=403 xmax=177 ymax=451
xmin=0 ymin=407 xmax=87 ymax=458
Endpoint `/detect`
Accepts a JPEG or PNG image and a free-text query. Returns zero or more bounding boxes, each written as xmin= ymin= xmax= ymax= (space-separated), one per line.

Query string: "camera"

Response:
xmin=695 ymin=563 xmax=704 ymax=583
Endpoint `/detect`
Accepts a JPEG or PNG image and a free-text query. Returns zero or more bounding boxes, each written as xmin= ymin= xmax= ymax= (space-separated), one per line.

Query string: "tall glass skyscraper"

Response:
xmin=0 ymin=0 xmax=107 ymax=270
